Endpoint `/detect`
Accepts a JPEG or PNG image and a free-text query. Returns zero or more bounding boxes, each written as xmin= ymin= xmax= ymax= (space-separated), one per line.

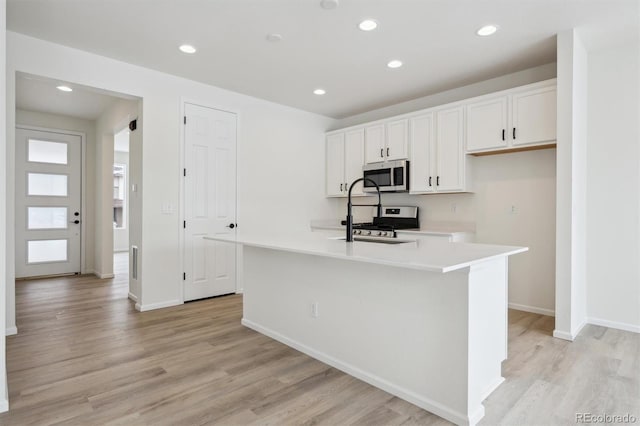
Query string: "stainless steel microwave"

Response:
xmin=363 ymin=160 xmax=409 ymax=193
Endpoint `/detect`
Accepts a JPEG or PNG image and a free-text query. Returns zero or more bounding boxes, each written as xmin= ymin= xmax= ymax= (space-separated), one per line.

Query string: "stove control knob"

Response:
xmin=377 ymin=231 xmax=383 ymax=236
xmin=380 ymin=231 xmax=387 ymax=237
xmin=355 ymin=230 xmax=361 ymax=235
xmin=365 ymin=230 xmax=372 ymax=236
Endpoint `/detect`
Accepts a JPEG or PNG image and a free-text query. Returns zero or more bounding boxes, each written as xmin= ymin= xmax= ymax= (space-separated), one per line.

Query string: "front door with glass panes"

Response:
xmin=15 ymin=127 xmax=82 ymax=278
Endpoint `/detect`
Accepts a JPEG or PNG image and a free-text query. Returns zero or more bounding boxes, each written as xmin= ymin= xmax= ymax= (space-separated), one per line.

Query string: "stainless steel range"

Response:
xmin=351 ymin=206 xmax=419 ymax=241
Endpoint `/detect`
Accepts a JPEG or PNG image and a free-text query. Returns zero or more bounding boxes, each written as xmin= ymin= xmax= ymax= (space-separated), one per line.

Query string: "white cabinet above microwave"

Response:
xmin=364 ymin=119 xmax=409 ymax=164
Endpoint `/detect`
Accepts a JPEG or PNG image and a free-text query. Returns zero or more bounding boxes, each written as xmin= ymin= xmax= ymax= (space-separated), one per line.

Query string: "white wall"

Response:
xmin=554 ymin=30 xmax=589 ymax=340
xmin=334 ymin=149 xmax=557 ymax=315
xmin=93 ymin=98 xmax=138 ymax=278
xmin=6 ymin=31 xmax=336 ymax=312
xmin=0 ymin=0 xmax=9 ymax=412
xmin=586 ymin=40 xmax=640 ymax=333
xmin=113 ymin=150 xmax=129 ymax=252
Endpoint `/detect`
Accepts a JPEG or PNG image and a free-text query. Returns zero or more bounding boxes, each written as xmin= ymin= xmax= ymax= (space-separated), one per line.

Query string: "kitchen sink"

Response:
xmin=331 ymin=236 xmax=416 ymax=245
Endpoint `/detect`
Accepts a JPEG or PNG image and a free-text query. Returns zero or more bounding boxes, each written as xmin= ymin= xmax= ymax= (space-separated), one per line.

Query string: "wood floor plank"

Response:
xmin=0 ymin=252 xmax=637 ymax=425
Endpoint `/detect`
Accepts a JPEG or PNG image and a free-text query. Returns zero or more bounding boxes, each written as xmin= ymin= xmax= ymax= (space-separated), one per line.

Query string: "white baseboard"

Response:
xmin=135 ymin=299 xmax=182 ymax=312
xmin=552 ymin=329 xmax=575 ymax=341
xmin=588 ymin=317 xmax=640 ymax=334
xmin=113 ymin=249 xmax=128 ymax=253
xmin=5 ymin=326 xmax=17 ymax=336
xmin=479 ymin=376 xmax=505 ymax=402
xmin=94 ymin=271 xmax=115 ymax=279
xmin=508 ymin=303 xmax=555 ymax=317
xmin=235 ymin=289 xmax=244 ymax=294
xmin=242 ymin=318 xmax=480 ymax=426
xmin=0 ymin=398 xmax=8 ymax=413
xmin=128 ymin=292 xmax=138 ymax=302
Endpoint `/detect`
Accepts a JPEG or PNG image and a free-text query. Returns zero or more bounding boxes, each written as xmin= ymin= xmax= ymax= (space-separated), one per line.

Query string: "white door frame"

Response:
xmin=179 ymin=98 xmax=241 ymax=303
xmin=15 ymin=124 xmax=88 ymax=275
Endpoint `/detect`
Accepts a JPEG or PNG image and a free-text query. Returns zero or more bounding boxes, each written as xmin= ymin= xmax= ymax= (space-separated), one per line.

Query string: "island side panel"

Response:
xmin=242 ymin=245 xmax=477 ymax=425
xmin=467 ymin=257 xmax=509 ymax=414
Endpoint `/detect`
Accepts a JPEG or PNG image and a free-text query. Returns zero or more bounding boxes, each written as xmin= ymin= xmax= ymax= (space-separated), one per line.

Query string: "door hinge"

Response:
xmin=183 ymin=272 xmax=186 ymax=280
xmin=184 ymin=116 xmax=187 ymax=125
xmin=183 ymin=220 xmax=186 ymax=229
xmin=183 ymin=168 xmax=186 ymax=177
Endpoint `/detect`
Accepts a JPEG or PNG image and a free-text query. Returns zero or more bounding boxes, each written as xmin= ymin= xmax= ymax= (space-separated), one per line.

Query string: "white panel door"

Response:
xmin=326 ymin=133 xmax=345 ymax=197
xmin=184 ymin=103 xmax=237 ymax=301
xmin=466 ymin=96 xmax=509 ymax=152
xmin=344 ymin=129 xmax=365 ymax=196
xmin=511 ymin=86 xmax=557 ymax=146
xmin=409 ymin=113 xmax=435 ymax=193
xmin=15 ymin=128 xmax=82 ymax=278
xmin=385 ymin=119 xmax=408 ymax=160
xmin=364 ymin=124 xmax=385 ymax=164
xmin=436 ymin=106 xmax=465 ymax=192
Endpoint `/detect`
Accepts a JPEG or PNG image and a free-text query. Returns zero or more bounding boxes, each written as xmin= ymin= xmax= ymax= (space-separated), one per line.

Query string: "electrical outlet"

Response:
xmin=311 ymin=302 xmax=319 ymax=318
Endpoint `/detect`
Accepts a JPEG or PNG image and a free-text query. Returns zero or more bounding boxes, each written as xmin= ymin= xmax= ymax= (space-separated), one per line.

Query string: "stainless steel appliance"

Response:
xmin=350 ymin=206 xmax=419 ymax=241
xmin=363 ymin=160 xmax=409 ymax=193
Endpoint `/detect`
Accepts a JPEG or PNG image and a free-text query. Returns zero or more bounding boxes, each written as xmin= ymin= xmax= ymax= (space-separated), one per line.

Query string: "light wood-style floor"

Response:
xmin=1 ymin=252 xmax=638 ymax=425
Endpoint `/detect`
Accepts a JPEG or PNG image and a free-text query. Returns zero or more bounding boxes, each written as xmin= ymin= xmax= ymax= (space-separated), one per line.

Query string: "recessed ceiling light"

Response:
xmin=387 ymin=60 xmax=403 ymax=69
xmin=476 ymin=25 xmax=498 ymax=36
xmin=358 ymin=19 xmax=378 ymax=31
xmin=56 ymin=85 xmax=73 ymax=92
xmin=320 ymin=0 xmax=339 ymax=9
xmin=179 ymin=44 xmax=197 ymax=54
xmin=266 ymin=33 xmax=283 ymax=43
xmin=313 ymin=89 xmax=326 ymax=95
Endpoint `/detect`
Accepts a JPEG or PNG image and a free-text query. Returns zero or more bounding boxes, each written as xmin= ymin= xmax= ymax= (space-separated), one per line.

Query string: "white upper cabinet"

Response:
xmin=344 ymin=129 xmax=365 ymax=196
xmin=409 ymin=113 xmax=435 ymax=193
xmin=326 ymin=130 xmax=365 ymax=197
xmin=385 ymin=119 xmax=409 ymax=161
xmin=326 ymin=133 xmax=346 ymax=197
xmin=511 ymin=85 xmax=557 ymax=147
xmin=410 ymin=107 xmax=469 ymax=194
xmin=436 ymin=106 xmax=466 ymax=192
xmin=466 ymin=96 xmax=509 ymax=152
xmin=465 ymin=80 xmax=557 ymax=154
xmin=365 ymin=124 xmax=385 ymax=164
xmin=364 ymin=119 xmax=409 ymax=164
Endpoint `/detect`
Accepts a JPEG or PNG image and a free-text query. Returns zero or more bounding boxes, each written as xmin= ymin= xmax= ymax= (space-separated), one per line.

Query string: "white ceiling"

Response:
xmin=7 ymin=0 xmax=639 ymax=119
xmin=16 ymin=73 xmax=122 ymax=120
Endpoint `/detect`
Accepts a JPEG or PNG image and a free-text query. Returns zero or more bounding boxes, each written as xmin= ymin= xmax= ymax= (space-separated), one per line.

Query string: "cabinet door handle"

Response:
xmin=386 ymin=147 xmax=390 ymax=157
xmin=428 ymin=176 xmax=432 ymax=187
xmin=437 ymin=176 xmax=440 ymax=186
xmin=345 ymin=182 xmax=348 ymax=191
xmin=340 ymin=183 xmax=343 ymax=192
xmin=513 ymin=127 xmax=516 ymax=139
xmin=502 ymin=129 xmax=505 ymax=141
xmin=380 ymin=148 xmax=384 ymax=158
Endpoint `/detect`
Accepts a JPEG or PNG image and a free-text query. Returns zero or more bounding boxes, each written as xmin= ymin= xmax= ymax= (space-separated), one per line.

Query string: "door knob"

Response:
xmin=227 ymin=223 xmax=236 ymax=229
xmin=74 ymin=212 xmax=80 ymax=216
xmin=70 ymin=220 xmax=80 ymax=224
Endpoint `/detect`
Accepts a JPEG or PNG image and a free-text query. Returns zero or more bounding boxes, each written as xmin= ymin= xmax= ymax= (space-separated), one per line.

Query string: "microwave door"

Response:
xmin=363 ymin=168 xmax=391 ymax=190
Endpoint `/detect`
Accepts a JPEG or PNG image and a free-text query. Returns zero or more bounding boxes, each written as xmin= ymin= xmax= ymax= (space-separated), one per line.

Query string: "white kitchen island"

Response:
xmin=204 ymin=232 xmax=527 ymax=426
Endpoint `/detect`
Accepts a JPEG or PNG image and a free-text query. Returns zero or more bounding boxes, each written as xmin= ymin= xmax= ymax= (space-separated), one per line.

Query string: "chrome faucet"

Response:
xmin=346 ymin=178 xmax=382 ymax=242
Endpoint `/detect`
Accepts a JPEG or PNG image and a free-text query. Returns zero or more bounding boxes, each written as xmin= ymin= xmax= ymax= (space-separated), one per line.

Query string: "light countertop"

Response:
xmin=204 ymin=231 xmax=527 ymax=273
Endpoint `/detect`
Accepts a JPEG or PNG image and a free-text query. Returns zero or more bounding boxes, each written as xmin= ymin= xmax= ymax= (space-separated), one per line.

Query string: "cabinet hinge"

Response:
xmin=183 ymin=272 xmax=186 ymax=281
xmin=184 ymin=116 xmax=187 ymax=125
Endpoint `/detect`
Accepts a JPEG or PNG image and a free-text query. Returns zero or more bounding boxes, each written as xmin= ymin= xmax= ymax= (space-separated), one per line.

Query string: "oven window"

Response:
xmin=364 ymin=169 xmax=391 ymax=187
xmin=393 ymin=167 xmax=404 ymax=186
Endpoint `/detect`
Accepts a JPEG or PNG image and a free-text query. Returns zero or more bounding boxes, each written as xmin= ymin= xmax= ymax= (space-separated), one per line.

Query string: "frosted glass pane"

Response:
xmin=28 ymin=173 xmax=68 ymax=196
xmin=28 ymin=240 xmax=67 ymax=263
xmin=28 ymin=207 xmax=67 ymax=229
xmin=28 ymin=139 xmax=68 ymax=164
